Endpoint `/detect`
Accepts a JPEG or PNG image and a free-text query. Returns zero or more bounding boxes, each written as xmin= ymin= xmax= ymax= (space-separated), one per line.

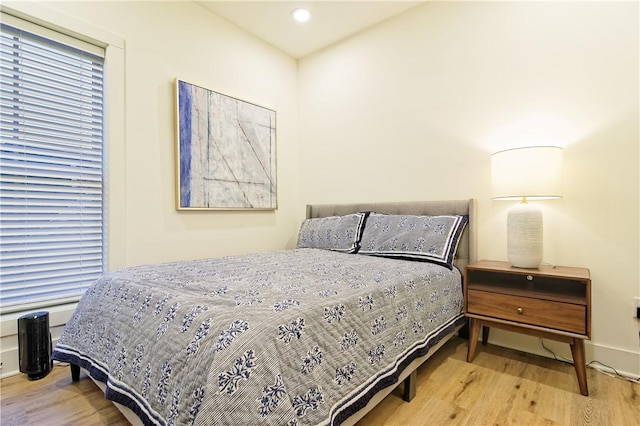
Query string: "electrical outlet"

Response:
xmin=634 ymin=297 xmax=640 ymax=319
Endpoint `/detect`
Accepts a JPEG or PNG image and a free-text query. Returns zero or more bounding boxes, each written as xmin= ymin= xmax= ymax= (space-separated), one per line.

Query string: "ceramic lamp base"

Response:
xmin=507 ymin=203 xmax=542 ymax=268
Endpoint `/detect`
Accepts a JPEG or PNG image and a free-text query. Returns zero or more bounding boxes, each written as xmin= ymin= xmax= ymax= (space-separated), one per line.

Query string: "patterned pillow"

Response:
xmin=358 ymin=213 xmax=468 ymax=268
xmin=296 ymin=213 xmax=369 ymax=253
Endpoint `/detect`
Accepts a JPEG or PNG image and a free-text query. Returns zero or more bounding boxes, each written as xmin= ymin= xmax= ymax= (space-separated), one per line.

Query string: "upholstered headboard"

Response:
xmin=306 ymin=199 xmax=477 ymax=273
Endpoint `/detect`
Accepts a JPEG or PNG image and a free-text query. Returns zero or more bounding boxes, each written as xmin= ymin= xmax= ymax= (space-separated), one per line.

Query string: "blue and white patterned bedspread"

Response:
xmin=52 ymin=248 xmax=464 ymax=426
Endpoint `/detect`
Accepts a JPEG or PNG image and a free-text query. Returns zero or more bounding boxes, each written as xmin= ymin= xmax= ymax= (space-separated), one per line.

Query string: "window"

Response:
xmin=0 ymin=17 xmax=105 ymax=314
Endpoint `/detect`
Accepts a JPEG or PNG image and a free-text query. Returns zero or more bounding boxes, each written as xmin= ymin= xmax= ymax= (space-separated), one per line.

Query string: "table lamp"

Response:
xmin=491 ymin=146 xmax=563 ymax=268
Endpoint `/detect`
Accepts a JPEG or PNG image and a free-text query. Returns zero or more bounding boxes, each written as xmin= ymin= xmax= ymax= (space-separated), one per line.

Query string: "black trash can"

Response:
xmin=18 ymin=311 xmax=52 ymax=380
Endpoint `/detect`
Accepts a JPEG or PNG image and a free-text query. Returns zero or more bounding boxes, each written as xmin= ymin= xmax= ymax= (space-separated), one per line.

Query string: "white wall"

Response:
xmin=0 ymin=0 xmax=300 ymax=377
xmin=299 ymin=1 xmax=639 ymax=376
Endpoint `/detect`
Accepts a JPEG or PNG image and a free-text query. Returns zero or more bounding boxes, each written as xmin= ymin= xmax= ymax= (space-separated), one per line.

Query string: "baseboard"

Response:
xmin=0 ymin=304 xmax=76 ymax=379
xmin=485 ymin=329 xmax=640 ymax=380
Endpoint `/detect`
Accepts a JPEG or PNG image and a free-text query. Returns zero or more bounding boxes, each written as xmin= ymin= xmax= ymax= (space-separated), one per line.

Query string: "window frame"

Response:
xmin=1 ymin=17 xmax=107 ymax=314
xmin=0 ymin=2 xmax=125 ymax=322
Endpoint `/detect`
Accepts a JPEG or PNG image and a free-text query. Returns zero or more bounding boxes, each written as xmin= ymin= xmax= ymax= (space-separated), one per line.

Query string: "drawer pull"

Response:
xmin=526 ymin=275 xmax=534 ymax=281
xmin=517 ymin=307 xmax=524 ymax=314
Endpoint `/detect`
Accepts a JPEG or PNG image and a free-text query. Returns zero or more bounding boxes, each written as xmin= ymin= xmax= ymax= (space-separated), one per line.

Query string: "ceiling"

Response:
xmin=195 ymin=1 xmax=423 ymax=59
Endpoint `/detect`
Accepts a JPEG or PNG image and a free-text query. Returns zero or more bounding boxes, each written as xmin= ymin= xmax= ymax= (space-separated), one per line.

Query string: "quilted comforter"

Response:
xmin=52 ymin=248 xmax=464 ymax=426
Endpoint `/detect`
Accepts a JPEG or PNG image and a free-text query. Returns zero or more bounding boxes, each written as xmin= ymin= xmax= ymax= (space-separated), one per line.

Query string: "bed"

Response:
xmin=52 ymin=199 xmax=477 ymax=426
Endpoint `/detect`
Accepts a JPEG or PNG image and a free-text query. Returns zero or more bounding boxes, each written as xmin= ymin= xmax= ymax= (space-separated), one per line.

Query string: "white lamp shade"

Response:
xmin=491 ymin=146 xmax=563 ymax=200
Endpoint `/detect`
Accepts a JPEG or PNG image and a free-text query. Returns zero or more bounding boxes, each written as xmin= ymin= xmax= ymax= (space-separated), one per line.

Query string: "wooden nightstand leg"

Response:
xmin=570 ymin=339 xmax=589 ymax=396
xmin=467 ymin=318 xmax=481 ymax=362
xmin=482 ymin=326 xmax=489 ymax=345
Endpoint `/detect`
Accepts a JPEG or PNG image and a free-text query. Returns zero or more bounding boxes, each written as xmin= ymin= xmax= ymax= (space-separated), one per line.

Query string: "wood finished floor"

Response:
xmin=1 ymin=337 xmax=638 ymax=425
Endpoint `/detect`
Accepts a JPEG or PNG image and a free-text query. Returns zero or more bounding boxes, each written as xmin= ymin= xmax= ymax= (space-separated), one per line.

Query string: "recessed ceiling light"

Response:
xmin=291 ymin=8 xmax=311 ymax=23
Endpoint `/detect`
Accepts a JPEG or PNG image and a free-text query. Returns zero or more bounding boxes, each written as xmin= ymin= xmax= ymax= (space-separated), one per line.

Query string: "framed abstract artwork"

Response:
xmin=175 ymin=79 xmax=277 ymax=210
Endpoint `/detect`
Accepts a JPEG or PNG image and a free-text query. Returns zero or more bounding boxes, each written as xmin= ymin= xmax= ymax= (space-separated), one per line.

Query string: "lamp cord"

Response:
xmin=539 ymin=338 xmax=640 ymax=384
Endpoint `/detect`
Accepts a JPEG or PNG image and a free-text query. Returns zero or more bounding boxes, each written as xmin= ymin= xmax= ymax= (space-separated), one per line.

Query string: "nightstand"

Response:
xmin=464 ymin=260 xmax=591 ymax=396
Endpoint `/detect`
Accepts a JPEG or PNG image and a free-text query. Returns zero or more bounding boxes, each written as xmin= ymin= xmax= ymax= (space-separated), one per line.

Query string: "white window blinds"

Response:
xmin=0 ymin=18 xmax=105 ymax=314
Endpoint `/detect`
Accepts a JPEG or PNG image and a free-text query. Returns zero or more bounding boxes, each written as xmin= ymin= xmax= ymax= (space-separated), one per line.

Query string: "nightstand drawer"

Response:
xmin=467 ymin=289 xmax=586 ymax=334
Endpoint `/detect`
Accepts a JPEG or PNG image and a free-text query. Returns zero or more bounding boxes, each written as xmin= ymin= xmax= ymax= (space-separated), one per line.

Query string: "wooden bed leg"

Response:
xmin=70 ymin=363 xmax=80 ymax=382
xmin=403 ymin=369 xmax=417 ymax=402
